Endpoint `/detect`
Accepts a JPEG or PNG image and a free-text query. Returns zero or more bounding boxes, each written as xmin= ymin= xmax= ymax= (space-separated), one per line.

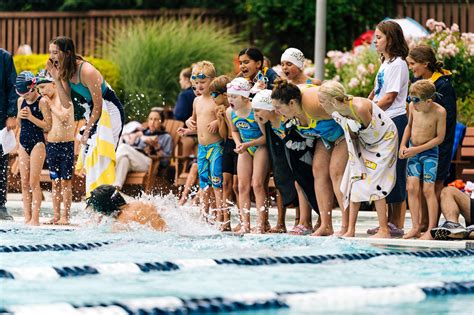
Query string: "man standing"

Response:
xmin=0 ymin=48 xmax=18 ymax=220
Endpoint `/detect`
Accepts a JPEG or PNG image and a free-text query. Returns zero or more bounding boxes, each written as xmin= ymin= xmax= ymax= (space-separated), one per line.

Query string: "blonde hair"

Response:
xmin=318 ymin=80 xmax=353 ymax=108
xmin=192 ymin=60 xmax=216 ymax=78
xmin=410 ymin=79 xmax=436 ymax=100
xmin=209 ymin=75 xmax=231 ymax=93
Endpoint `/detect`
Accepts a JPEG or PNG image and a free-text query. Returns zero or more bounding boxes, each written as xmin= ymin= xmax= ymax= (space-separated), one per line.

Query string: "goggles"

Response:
xmin=210 ymin=91 xmax=223 ymax=98
xmin=253 ymin=70 xmax=269 ymax=84
xmin=191 ymin=73 xmax=209 ymax=80
xmin=407 ymin=95 xmax=422 ymax=104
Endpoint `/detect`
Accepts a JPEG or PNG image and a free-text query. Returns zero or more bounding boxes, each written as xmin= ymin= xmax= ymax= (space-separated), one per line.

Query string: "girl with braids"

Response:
xmin=271 ymin=79 xmax=348 ymax=236
xmin=46 ymin=36 xmax=124 ymax=196
xmin=318 ymin=80 xmax=398 ymax=238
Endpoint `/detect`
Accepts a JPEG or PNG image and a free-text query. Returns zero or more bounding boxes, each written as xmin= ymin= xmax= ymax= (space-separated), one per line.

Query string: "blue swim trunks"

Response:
xmin=407 ymin=145 xmax=439 ymax=183
xmin=197 ymin=140 xmax=224 ymax=189
xmin=46 ymin=141 xmax=75 ymax=180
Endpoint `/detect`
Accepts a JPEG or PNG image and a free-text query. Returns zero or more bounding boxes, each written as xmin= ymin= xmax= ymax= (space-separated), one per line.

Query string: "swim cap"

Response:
xmin=281 ymin=48 xmax=305 ymax=70
xmin=86 ymin=185 xmax=127 ymax=217
xmin=35 ymin=69 xmax=53 ymax=86
xmin=251 ymin=89 xmax=274 ymax=111
xmin=15 ymin=71 xmax=36 ymax=94
xmin=226 ymin=77 xmax=251 ymax=98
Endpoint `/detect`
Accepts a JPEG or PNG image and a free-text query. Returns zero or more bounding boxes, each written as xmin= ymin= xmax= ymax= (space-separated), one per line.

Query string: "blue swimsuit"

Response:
xmin=232 ymin=109 xmax=263 ymax=156
xmin=20 ymin=96 xmax=45 ymax=155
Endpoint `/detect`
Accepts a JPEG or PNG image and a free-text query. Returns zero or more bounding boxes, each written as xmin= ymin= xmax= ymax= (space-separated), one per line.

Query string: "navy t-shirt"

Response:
xmin=173 ymin=87 xmax=195 ymax=122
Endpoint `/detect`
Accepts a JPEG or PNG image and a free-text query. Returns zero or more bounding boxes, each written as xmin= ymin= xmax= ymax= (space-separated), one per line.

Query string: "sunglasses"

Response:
xmin=407 ymin=95 xmax=421 ymax=104
xmin=191 ymin=73 xmax=208 ymax=80
xmin=210 ymin=91 xmax=222 ymax=98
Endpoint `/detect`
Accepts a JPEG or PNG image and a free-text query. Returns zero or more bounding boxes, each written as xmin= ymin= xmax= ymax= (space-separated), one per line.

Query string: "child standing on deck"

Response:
xmin=211 ymin=75 xmax=236 ymax=231
xmin=36 ymin=70 xmax=75 ymax=225
xmin=15 ymin=71 xmax=52 ymax=225
xmin=227 ymin=78 xmax=269 ymax=233
xmin=400 ymin=80 xmax=446 ymax=240
xmin=181 ymin=61 xmax=224 ymax=225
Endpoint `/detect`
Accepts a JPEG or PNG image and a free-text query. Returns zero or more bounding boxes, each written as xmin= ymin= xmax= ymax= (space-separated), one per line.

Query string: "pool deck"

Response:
xmin=3 ymin=194 xmax=473 ymax=250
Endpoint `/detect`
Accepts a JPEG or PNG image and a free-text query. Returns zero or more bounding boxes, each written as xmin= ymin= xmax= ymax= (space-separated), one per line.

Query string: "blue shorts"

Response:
xmin=197 ymin=140 xmax=223 ymax=189
xmin=46 ymin=141 xmax=75 ymax=180
xmin=407 ymin=145 xmax=439 ymax=183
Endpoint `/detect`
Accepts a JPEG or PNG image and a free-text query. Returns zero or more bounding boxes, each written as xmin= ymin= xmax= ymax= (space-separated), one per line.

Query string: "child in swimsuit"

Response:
xmin=36 ymin=70 xmax=75 ymax=225
xmin=15 ymin=71 xmax=52 ymax=225
xmin=399 ymin=80 xmax=446 ymax=240
xmin=226 ymin=78 xmax=269 ymax=233
xmin=280 ymin=48 xmax=321 ymax=86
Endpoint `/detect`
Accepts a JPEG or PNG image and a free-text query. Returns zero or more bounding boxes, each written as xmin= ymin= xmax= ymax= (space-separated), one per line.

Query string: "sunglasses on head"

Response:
xmin=191 ymin=73 xmax=208 ymax=80
xmin=407 ymin=95 xmax=422 ymax=104
xmin=210 ymin=91 xmax=222 ymax=98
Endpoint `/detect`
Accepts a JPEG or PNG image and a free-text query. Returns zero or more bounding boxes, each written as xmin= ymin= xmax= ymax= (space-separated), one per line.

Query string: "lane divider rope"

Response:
xmin=0 ymin=241 xmax=112 ymax=254
xmin=1 ymin=248 xmax=472 ymax=280
xmin=1 ymin=280 xmax=473 ymax=314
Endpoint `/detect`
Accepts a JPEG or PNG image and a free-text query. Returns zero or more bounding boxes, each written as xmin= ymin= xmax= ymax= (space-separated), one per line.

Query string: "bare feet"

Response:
xmin=236 ymin=226 xmax=250 ymax=234
xmin=26 ymin=220 xmax=40 ymax=226
xmin=46 ymin=216 xmax=60 ymax=225
xmin=335 ymin=226 xmax=348 ymax=237
xmin=311 ymin=225 xmax=333 ymax=236
xmin=370 ymin=229 xmax=391 ymax=238
xmin=220 ymin=222 xmax=231 ymax=232
xmin=269 ymin=225 xmax=287 ymax=233
xmin=57 ymin=218 xmax=70 ymax=225
xmin=419 ymin=231 xmax=433 ymax=240
xmin=342 ymin=230 xmax=355 ymax=237
xmin=403 ymin=228 xmax=421 ymax=239
xmin=232 ymin=223 xmax=241 ymax=232
xmin=178 ymin=198 xmax=187 ymax=206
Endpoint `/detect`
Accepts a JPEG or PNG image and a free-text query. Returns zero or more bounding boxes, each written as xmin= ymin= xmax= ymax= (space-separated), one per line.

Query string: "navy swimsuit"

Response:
xmin=20 ymin=96 xmax=45 ymax=155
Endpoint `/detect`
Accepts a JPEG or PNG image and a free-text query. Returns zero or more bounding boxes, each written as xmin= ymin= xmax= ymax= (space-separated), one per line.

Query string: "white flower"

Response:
xmin=426 ymin=19 xmax=436 ymax=31
xmin=348 ymin=78 xmax=359 ymax=88
xmin=451 ymin=23 xmax=459 ymax=33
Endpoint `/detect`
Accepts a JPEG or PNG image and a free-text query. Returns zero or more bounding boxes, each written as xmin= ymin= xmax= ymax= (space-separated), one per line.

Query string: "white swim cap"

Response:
xmin=281 ymin=48 xmax=305 ymax=70
xmin=251 ymin=89 xmax=274 ymax=111
xmin=227 ymin=77 xmax=251 ymax=98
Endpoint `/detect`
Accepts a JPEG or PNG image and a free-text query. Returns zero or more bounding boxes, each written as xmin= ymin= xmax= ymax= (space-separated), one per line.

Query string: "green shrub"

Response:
xmin=100 ymin=18 xmax=241 ymax=122
xmin=13 ymin=54 xmax=122 ymax=91
xmin=457 ymin=93 xmax=474 ymax=126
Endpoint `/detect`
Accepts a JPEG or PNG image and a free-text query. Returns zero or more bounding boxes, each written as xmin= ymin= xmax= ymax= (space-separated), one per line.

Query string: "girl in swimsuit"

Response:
xmin=271 ymin=79 xmax=348 ymax=236
xmin=280 ymin=48 xmax=321 ymax=86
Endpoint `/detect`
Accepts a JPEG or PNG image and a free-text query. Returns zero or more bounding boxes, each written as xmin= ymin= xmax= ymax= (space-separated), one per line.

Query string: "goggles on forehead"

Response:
xmin=191 ymin=73 xmax=209 ymax=80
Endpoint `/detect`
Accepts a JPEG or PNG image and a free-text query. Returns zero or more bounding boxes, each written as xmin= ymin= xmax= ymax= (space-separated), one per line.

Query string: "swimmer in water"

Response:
xmin=86 ymin=185 xmax=166 ymax=231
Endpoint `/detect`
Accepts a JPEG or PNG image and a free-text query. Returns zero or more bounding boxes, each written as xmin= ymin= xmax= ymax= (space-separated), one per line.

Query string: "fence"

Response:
xmin=0 ymin=9 xmax=241 ymax=56
xmin=395 ymin=0 xmax=473 ymax=32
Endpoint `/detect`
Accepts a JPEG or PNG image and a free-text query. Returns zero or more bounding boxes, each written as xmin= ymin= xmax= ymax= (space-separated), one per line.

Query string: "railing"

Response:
xmin=0 ymin=9 xmax=242 ymax=56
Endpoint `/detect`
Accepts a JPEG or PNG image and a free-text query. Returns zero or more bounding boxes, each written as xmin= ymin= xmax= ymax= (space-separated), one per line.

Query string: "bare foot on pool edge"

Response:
xmin=335 ymin=226 xmax=348 ymax=237
xmin=311 ymin=225 xmax=333 ymax=236
xmin=26 ymin=220 xmax=40 ymax=226
xmin=403 ymin=228 xmax=421 ymax=239
xmin=419 ymin=231 xmax=433 ymax=240
xmin=342 ymin=230 xmax=355 ymax=237
xmin=220 ymin=222 xmax=231 ymax=232
xmin=269 ymin=225 xmax=287 ymax=233
xmin=232 ymin=223 xmax=241 ymax=233
xmin=57 ymin=218 xmax=70 ymax=225
xmin=370 ymin=230 xmax=391 ymax=238
xmin=45 ymin=217 xmax=60 ymax=225
xmin=236 ymin=226 xmax=250 ymax=234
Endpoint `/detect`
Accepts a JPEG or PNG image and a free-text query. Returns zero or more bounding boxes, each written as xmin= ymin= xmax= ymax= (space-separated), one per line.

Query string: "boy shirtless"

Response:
xmin=86 ymin=184 xmax=166 ymax=231
xmin=36 ymin=70 xmax=75 ymax=225
xmin=178 ymin=61 xmax=224 ymax=225
xmin=399 ymin=80 xmax=446 ymax=240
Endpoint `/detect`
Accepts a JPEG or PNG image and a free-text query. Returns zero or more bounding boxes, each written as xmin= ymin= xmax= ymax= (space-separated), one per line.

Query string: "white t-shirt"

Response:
xmin=373 ymin=57 xmax=409 ymax=118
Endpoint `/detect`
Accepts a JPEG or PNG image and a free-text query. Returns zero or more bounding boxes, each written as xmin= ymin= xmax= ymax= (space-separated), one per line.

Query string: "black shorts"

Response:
xmin=386 ymin=114 xmax=408 ymax=204
xmin=46 ymin=141 xmax=75 ymax=180
xmin=436 ymin=142 xmax=453 ymax=181
xmin=222 ymin=139 xmax=238 ymax=175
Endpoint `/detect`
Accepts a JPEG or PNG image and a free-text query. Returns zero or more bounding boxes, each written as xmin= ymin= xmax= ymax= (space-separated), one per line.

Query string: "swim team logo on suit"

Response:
xmin=235 ymin=120 xmax=252 ymax=130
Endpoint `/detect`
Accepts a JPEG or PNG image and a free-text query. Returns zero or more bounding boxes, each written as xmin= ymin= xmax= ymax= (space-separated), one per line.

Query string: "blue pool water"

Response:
xmin=1 ymin=195 xmax=473 ymax=314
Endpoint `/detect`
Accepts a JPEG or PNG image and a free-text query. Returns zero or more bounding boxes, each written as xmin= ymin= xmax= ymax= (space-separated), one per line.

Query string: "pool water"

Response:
xmin=1 ymin=195 xmax=473 ymax=314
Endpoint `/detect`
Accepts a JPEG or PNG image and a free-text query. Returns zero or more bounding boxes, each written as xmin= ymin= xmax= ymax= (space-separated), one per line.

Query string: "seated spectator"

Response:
xmin=113 ymin=108 xmax=173 ymax=190
xmin=173 ymin=67 xmax=195 ymax=122
xmin=430 ymin=186 xmax=474 ymax=240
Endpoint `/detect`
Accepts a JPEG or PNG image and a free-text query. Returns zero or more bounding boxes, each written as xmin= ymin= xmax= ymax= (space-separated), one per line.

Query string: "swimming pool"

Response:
xmin=1 ymin=195 xmax=473 ymax=314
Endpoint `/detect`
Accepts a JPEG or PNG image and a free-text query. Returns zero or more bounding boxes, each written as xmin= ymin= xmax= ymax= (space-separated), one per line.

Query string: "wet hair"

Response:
xmin=271 ymin=78 xmax=302 ymax=106
xmin=86 ymin=185 xmax=127 ymax=217
xmin=180 ymin=67 xmax=192 ymax=80
xmin=239 ymin=48 xmax=264 ymax=70
xmin=209 ymin=75 xmax=231 ymax=94
xmin=410 ymin=79 xmax=436 ymax=100
xmin=408 ymin=44 xmax=444 ymax=73
xmin=50 ymin=36 xmax=84 ymax=81
xmin=376 ymin=20 xmax=409 ymax=62
xmin=192 ymin=60 xmax=216 ymax=78
xmin=318 ymin=80 xmax=353 ymax=108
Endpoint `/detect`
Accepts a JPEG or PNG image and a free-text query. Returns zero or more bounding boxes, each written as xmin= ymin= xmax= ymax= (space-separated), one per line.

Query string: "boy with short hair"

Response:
xmin=399 ymin=79 xmax=446 ymax=240
xmin=36 ymin=70 xmax=75 ymax=225
xmin=181 ymin=61 xmax=224 ymax=225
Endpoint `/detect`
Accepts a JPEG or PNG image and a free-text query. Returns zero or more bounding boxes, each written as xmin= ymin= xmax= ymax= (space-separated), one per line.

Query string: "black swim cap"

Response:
xmin=86 ymin=185 xmax=127 ymax=217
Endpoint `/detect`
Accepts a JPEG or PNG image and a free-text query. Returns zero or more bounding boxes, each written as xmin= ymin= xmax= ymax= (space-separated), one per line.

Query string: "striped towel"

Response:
xmin=76 ymin=101 xmax=117 ymax=197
